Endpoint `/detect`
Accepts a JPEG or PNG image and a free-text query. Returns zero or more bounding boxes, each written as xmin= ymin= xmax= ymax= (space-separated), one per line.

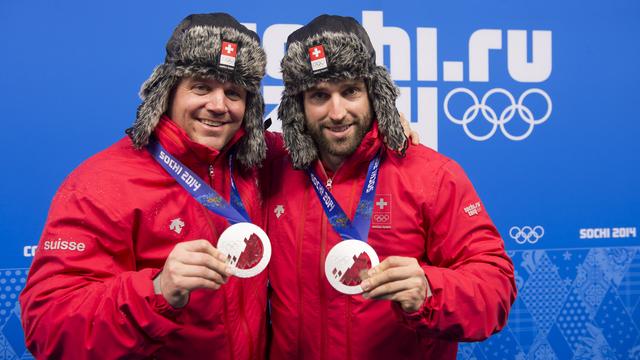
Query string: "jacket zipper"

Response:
xmin=319 ymin=205 xmax=328 ymax=360
xmin=321 ymin=168 xmax=334 ymax=360
xmin=205 ymin=163 xmax=236 ymax=360
xmin=209 ymin=161 xmax=256 ymax=360
xmin=296 ymin=187 xmax=309 ymax=359
xmin=238 ymin=281 xmax=254 ymax=360
xmin=323 ymin=167 xmax=360 ymax=360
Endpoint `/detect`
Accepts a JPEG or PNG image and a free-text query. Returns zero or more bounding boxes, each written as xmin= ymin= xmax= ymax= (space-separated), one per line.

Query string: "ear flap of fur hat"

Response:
xmin=366 ymin=65 xmax=406 ymax=155
xmin=132 ymin=64 xmax=178 ymax=151
xmin=235 ymin=90 xmax=267 ymax=168
xmin=129 ymin=13 xmax=266 ymax=168
xmin=278 ymin=92 xmax=319 ymax=168
xmin=279 ymin=15 xmax=406 ymax=169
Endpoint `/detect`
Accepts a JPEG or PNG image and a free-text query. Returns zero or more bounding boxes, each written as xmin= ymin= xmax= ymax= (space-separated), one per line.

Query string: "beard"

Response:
xmin=305 ymin=111 xmax=373 ymax=159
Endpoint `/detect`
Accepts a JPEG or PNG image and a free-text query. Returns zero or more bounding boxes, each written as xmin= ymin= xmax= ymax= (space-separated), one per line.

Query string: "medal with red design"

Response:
xmin=308 ymin=151 xmax=383 ymax=295
xmin=217 ymin=222 xmax=271 ymax=278
xmin=324 ymin=239 xmax=379 ymax=295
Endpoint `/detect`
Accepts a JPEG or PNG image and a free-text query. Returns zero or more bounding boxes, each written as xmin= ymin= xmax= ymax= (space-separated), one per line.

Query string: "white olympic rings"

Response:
xmin=444 ymin=88 xmax=552 ymax=141
xmin=373 ymin=214 xmax=390 ymax=222
xmin=509 ymin=226 xmax=545 ymax=244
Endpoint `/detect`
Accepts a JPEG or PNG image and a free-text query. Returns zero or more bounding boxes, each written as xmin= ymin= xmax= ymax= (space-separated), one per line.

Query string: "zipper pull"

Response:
xmin=326 ymin=178 xmax=333 ymax=190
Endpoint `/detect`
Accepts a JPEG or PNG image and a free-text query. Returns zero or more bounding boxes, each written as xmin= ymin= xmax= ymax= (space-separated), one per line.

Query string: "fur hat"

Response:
xmin=129 ymin=13 xmax=267 ymax=168
xmin=279 ymin=14 xmax=406 ymax=169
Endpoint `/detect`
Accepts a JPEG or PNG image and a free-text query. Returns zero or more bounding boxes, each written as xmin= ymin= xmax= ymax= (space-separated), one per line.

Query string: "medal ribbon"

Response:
xmin=307 ymin=152 xmax=382 ymax=242
xmin=148 ymin=138 xmax=250 ymax=224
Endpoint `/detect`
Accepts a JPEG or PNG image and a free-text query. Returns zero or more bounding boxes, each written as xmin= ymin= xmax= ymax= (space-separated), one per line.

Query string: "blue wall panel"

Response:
xmin=1 ymin=1 xmax=638 ymax=358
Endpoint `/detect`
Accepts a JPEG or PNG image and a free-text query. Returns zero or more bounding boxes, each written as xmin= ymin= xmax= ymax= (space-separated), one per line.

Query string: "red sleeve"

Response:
xmin=260 ymin=130 xmax=287 ymax=206
xmin=19 ymin=177 xmax=182 ymax=359
xmin=264 ymin=130 xmax=286 ymax=160
xmin=396 ymin=160 xmax=516 ymax=341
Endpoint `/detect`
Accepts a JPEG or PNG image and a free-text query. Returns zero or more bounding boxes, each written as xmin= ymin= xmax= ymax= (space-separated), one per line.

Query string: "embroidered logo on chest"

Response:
xmin=169 ymin=218 xmax=185 ymax=234
xmin=274 ymin=205 xmax=285 ymax=219
xmin=371 ymin=194 xmax=392 ymax=230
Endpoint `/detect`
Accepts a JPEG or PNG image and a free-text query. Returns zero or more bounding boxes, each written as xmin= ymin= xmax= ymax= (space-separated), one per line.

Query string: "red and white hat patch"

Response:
xmin=308 ymin=44 xmax=328 ymax=74
xmin=219 ymin=41 xmax=238 ymax=70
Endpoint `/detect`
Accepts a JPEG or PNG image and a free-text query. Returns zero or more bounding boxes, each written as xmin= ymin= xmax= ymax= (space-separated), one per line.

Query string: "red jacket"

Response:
xmin=264 ymin=123 xmax=516 ymax=359
xmin=20 ymin=118 xmax=268 ymax=360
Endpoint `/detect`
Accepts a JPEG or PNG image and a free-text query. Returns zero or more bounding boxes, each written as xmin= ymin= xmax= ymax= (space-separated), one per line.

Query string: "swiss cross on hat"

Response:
xmin=219 ymin=40 xmax=238 ymax=70
xmin=308 ymin=44 xmax=328 ymax=74
xmin=222 ymin=41 xmax=237 ymax=56
xmin=309 ymin=45 xmax=325 ymax=60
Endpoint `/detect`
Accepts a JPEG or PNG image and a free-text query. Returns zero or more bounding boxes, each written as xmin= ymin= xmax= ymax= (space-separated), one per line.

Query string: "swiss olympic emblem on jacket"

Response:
xmin=372 ymin=194 xmax=392 ymax=229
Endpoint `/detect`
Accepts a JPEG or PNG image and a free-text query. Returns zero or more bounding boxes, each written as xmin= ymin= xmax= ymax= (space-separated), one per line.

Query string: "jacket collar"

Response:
xmin=155 ymin=115 xmax=246 ymax=169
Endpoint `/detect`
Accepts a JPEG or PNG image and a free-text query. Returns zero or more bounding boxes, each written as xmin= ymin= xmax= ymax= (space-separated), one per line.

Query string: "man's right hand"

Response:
xmin=153 ymin=239 xmax=234 ymax=308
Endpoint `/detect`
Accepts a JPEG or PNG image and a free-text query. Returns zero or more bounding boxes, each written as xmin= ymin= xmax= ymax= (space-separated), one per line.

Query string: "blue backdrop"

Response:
xmin=1 ymin=1 xmax=638 ymax=359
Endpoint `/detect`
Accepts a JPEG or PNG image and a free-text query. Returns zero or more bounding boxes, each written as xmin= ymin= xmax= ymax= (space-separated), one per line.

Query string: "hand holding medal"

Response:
xmin=311 ymin=151 xmax=430 ymax=305
xmin=154 ymin=239 xmax=235 ymax=308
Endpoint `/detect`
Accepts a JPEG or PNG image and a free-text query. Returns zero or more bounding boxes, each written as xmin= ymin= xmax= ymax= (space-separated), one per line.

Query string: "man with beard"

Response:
xmin=20 ymin=13 xmax=275 ymax=359
xmin=264 ymin=15 xmax=517 ymax=359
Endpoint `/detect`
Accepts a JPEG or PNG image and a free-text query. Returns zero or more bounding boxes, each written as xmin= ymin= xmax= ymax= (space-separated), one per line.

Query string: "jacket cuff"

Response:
xmin=394 ymin=265 xmax=443 ymax=330
xmin=143 ymin=268 xmax=184 ymax=320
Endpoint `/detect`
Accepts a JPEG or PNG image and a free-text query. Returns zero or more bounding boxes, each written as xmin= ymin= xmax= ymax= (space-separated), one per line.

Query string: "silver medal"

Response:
xmin=217 ymin=222 xmax=271 ymax=278
xmin=324 ymin=239 xmax=379 ymax=295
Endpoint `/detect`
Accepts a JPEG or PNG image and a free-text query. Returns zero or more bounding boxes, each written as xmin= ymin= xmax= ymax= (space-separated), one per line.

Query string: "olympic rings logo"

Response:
xmin=373 ymin=214 xmax=390 ymax=222
xmin=444 ymin=88 xmax=552 ymax=141
xmin=509 ymin=226 xmax=544 ymax=244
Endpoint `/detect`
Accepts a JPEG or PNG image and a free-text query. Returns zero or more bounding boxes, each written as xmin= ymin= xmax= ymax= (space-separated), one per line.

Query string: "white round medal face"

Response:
xmin=324 ymin=239 xmax=380 ymax=295
xmin=217 ymin=222 xmax=271 ymax=278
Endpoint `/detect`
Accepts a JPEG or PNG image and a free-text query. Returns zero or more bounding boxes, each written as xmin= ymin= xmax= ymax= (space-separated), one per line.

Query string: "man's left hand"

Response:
xmin=360 ymin=256 xmax=431 ymax=313
xmin=400 ymin=112 xmax=420 ymax=146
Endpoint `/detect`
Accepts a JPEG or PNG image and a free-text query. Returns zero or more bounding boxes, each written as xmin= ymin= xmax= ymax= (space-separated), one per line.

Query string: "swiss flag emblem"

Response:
xmin=309 ymin=45 xmax=325 ymax=60
xmin=222 ymin=41 xmax=237 ymax=56
xmin=219 ymin=41 xmax=238 ymax=70
xmin=308 ymin=45 xmax=328 ymax=74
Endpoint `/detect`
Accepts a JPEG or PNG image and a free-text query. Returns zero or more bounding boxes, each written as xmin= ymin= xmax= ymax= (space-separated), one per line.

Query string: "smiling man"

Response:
xmin=303 ymin=79 xmax=373 ymax=170
xmin=168 ymin=77 xmax=247 ymax=150
xmin=265 ymin=15 xmax=517 ymax=359
xmin=20 ymin=13 xmax=271 ymax=359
